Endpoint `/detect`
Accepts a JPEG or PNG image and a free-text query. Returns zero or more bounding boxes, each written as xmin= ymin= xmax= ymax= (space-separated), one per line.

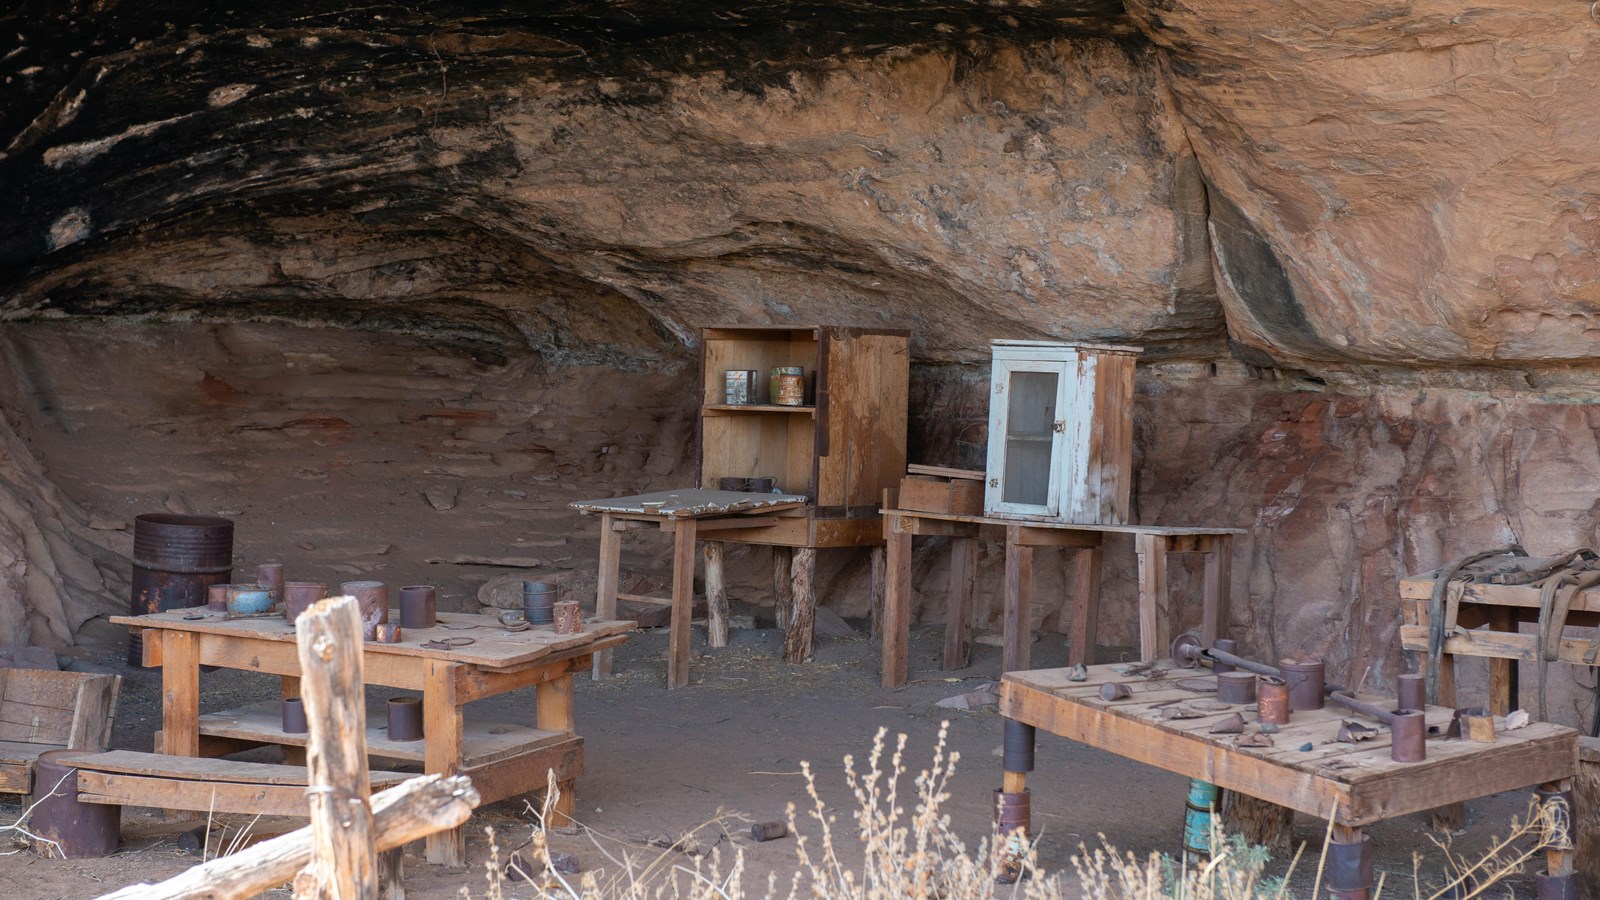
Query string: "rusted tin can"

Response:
xmin=719 ymin=477 xmax=749 ymax=492
xmin=387 ymin=697 xmax=423 ymax=741
xmin=723 ymin=370 xmax=760 ymax=405
xmin=553 ymin=600 xmax=583 ymax=635
xmin=206 ymin=583 xmax=231 ymax=613
xmin=1397 ymin=673 xmax=1425 ymax=712
xmin=1217 ymin=671 xmax=1257 ymax=705
xmin=1211 ymin=639 xmax=1238 ymax=674
xmin=255 ymin=562 xmax=285 ymax=606
xmin=1257 ymin=676 xmax=1291 ymax=725
xmin=282 ymin=697 xmax=308 ymax=734
xmin=523 ymin=581 xmax=556 ymax=625
xmin=398 ymin=585 xmax=437 ymax=629
xmin=225 ymin=583 xmax=274 ymax=617
xmin=129 ymin=513 xmax=234 ymax=665
xmin=772 ymin=372 xmax=805 ymax=406
xmin=341 ymin=581 xmax=389 ymax=639
xmin=30 ymin=750 xmax=120 ymax=858
xmin=283 ymin=582 xmax=327 ymax=622
xmin=375 ymin=624 xmax=402 ymax=643
xmin=747 ymin=476 xmax=775 ymax=493
xmin=1100 ymin=682 xmax=1132 ymax=701
xmin=1327 ymin=832 xmax=1373 ymax=899
xmin=994 ymin=788 xmax=1030 ymax=833
xmin=1390 ymin=709 xmax=1426 ymax=763
xmin=1182 ymin=779 xmax=1219 ymax=861
xmin=1280 ymin=658 xmax=1325 ymax=711
xmin=750 ymin=821 xmax=788 ymax=842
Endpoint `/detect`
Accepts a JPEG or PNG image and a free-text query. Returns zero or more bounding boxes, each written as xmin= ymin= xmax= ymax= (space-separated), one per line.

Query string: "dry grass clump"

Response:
xmin=470 ymin=723 xmax=1564 ymax=900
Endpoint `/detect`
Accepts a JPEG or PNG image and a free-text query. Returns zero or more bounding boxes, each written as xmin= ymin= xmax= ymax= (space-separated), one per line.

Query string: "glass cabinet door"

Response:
xmin=986 ymin=359 xmax=1067 ymax=516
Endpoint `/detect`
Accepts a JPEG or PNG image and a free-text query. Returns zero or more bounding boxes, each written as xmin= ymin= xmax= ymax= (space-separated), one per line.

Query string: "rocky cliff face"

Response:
xmin=2 ymin=1 xmax=1599 ymax=717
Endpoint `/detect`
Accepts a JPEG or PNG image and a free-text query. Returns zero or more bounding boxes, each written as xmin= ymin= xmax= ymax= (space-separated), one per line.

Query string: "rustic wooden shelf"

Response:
xmin=199 ymin=704 xmax=565 ymax=768
xmin=702 ymin=404 xmax=816 ymax=415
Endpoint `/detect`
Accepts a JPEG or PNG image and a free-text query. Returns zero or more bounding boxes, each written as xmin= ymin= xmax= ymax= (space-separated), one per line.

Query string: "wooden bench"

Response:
xmin=62 ymin=750 xmax=411 ymax=816
xmin=0 ymin=668 xmax=121 ymax=794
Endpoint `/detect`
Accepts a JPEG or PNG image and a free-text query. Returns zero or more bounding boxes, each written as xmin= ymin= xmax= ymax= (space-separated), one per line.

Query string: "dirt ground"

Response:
xmin=0 ymin=619 xmax=1546 ymax=899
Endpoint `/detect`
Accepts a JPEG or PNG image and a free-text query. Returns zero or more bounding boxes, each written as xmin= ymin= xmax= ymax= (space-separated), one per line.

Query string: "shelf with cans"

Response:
xmin=698 ymin=326 xmax=908 ymax=524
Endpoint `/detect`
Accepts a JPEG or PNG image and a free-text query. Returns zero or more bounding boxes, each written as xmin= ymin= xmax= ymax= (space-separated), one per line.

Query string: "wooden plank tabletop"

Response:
xmin=570 ymin=489 xmax=807 ymax=518
xmin=1002 ymin=664 xmax=1577 ymax=826
xmin=883 ymin=508 xmax=1245 ymax=536
xmin=63 ymin=750 xmax=410 ymax=788
xmin=111 ymin=610 xmax=635 ymax=670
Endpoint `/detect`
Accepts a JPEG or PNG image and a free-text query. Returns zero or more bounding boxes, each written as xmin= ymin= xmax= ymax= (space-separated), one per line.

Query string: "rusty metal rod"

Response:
xmin=1200 ymin=648 xmax=1280 ymax=679
xmin=1325 ymin=691 xmax=1400 ymax=725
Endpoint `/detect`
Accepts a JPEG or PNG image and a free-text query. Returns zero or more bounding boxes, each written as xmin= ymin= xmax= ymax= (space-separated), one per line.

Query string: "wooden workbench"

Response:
xmin=1000 ymin=664 xmax=1579 ymax=897
xmin=878 ymin=508 xmax=1242 ymax=687
xmin=571 ymin=489 xmax=808 ymax=689
xmin=117 ymin=609 xmax=634 ymax=865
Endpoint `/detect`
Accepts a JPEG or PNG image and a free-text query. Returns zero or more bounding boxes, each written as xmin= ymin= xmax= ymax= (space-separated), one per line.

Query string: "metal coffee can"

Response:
xmin=724 ymin=370 xmax=759 ymax=404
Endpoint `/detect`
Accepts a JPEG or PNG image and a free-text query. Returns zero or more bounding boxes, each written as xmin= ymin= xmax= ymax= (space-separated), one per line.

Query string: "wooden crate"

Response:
xmin=898 ymin=474 xmax=983 ymax=515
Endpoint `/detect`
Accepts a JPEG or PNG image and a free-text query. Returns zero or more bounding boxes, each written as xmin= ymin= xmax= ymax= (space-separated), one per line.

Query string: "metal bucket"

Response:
xmin=398 ymin=585 xmax=437 ymax=629
xmin=129 ymin=513 xmax=234 ymax=665
xmin=283 ymin=582 xmax=327 ymax=622
xmin=1280 ymin=659 xmax=1326 ymax=711
xmin=30 ymin=750 xmax=120 ymax=858
xmin=523 ymin=581 xmax=556 ymax=625
xmin=387 ymin=697 xmax=423 ymax=741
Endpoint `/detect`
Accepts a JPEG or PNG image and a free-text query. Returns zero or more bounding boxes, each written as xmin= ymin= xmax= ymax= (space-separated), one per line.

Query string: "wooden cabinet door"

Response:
xmin=984 ymin=357 xmax=1069 ymax=517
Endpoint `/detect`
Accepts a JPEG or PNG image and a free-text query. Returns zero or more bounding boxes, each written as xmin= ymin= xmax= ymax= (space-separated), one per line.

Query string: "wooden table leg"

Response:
xmin=1201 ymin=533 xmax=1232 ymax=647
xmin=1067 ymin=544 xmax=1102 ymax=667
xmin=537 ymin=672 xmax=577 ymax=829
xmin=592 ymin=513 xmax=622 ymax=681
xmin=869 ymin=545 xmax=886 ymax=639
xmin=668 ymin=518 xmax=698 ymax=689
xmin=1135 ymin=533 xmax=1170 ymax=661
xmin=944 ymin=536 xmax=978 ymax=671
xmin=161 ymin=631 xmax=200 ymax=759
xmin=281 ymin=675 xmax=305 ymax=766
xmin=881 ymin=524 xmax=912 ymax=688
xmin=704 ymin=541 xmax=729 ymax=649
xmin=423 ymin=659 xmax=466 ymax=866
xmin=773 ymin=546 xmax=795 ymax=632
xmin=784 ymin=548 xmax=817 ymax=664
xmin=1003 ymin=525 xmax=1034 ymax=674
xmin=1428 ymin=651 xmax=1466 ymax=832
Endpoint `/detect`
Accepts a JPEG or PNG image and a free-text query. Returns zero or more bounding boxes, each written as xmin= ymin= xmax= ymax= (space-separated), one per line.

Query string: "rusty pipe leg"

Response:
xmin=1534 ymin=780 xmax=1578 ymax=900
xmin=994 ymin=718 xmax=1035 ymax=884
xmin=1327 ymin=826 xmax=1372 ymax=900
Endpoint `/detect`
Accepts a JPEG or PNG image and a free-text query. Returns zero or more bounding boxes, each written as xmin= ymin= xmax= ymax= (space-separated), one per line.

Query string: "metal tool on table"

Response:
xmin=1171 ymin=631 xmax=1427 ymax=762
xmin=420 ymin=636 xmax=475 ymax=650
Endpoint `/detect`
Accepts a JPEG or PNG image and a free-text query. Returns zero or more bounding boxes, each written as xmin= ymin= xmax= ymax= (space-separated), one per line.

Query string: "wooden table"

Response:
xmin=117 ymin=609 xmax=634 ymax=865
xmin=1000 ymin=664 xmax=1580 ymax=898
xmin=571 ymin=489 xmax=809 ymax=689
xmin=1398 ymin=571 xmax=1600 ymax=716
xmin=878 ymin=508 xmax=1242 ymax=687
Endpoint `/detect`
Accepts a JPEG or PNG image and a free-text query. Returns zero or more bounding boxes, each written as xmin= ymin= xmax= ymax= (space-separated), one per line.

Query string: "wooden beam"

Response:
xmin=868 ymin=545 xmax=886 ymax=640
xmin=592 ymin=512 xmax=621 ymax=681
xmin=293 ymin=595 xmax=377 ymax=900
xmin=422 ymin=659 xmax=465 ymax=866
xmin=1201 ymin=533 xmax=1232 ymax=647
xmin=1135 ymin=533 xmax=1169 ymax=661
xmin=161 ymin=632 xmax=200 ymax=759
xmin=943 ymin=537 xmax=977 ymax=671
xmin=703 ymin=542 xmax=729 ymax=649
xmin=772 ymin=546 xmax=794 ymax=632
xmin=668 ymin=518 xmax=698 ymax=689
xmin=1068 ymin=546 xmax=1103 ymax=667
xmin=693 ymin=517 xmax=780 ymax=533
xmin=881 ymin=529 xmax=912 ymax=688
xmin=535 ymin=674 xmax=576 ymax=827
xmin=1002 ymin=526 xmax=1034 ymax=674
xmin=91 ymin=774 xmax=478 ymax=900
xmin=784 ymin=548 xmax=817 ymax=664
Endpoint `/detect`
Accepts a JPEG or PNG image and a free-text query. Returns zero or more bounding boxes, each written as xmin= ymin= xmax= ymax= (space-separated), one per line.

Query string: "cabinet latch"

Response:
xmin=1052 ymin=420 xmax=1066 ymax=434
xmin=989 ymin=478 xmax=999 ymax=488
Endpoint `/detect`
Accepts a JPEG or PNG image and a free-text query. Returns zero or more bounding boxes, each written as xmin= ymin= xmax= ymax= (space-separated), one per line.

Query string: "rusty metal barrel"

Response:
xmin=30 ymin=750 xmax=120 ymax=857
xmin=128 ymin=513 xmax=234 ymax=665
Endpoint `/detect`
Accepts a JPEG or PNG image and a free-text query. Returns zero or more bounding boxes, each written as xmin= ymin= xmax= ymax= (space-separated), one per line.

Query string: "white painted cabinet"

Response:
xmin=983 ymin=341 xmax=1139 ymax=524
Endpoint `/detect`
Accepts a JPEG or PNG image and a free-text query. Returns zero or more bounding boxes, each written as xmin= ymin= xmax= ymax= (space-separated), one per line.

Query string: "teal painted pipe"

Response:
xmin=1183 ymin=778 xmax=1219 ymax=860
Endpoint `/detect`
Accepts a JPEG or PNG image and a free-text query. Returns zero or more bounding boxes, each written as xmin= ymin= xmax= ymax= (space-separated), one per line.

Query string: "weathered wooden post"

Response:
xmin=294 ymin=595 xmax=378 ymax=900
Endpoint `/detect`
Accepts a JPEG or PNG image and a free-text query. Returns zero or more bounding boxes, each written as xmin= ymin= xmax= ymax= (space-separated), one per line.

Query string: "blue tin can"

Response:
xmin=226 ymin=582 xmax=275 ymax=617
